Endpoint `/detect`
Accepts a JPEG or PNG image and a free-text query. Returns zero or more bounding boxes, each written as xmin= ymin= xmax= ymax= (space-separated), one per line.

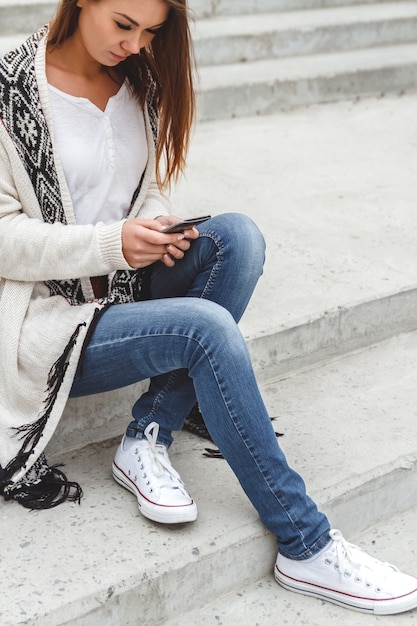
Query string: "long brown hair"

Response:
xmin=48 ymin=0 xmax=196 ymax=188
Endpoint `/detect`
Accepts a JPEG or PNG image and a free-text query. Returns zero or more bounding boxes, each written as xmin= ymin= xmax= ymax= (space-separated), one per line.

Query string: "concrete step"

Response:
xmin=3 ymin=2 xmax=417 ymax=118
xmin=163 ymin=505 xmax=417 ymax=625
xmin=172 ymin=93 xmax=417 ymax=378
xmin=0 ymin=0 xmax=400 ymax=36
xmin=3 ymin=327 xmax=417 ymax=625
xmin=197 ymin=42 xmax=417 ymax=120
xmin=52 ymin=282 xmax=417 ymax=458
xmin=194 ymin=2 xmax=417 ymax=66
xmin=0 ymin=33 xmax=30 ymax=56
xmin=43 ymin=91 xmax=417 ymax=458
xmin=191 ymin=0 xmax=400 ymax=19
xmin=0 ymin=0 xmax=408 ymax=38
xmin=0 ymin=0 xmax=54 ymax=36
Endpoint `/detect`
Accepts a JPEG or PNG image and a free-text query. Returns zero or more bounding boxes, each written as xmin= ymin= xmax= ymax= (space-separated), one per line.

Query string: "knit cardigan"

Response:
xmin=0 ymin=28 xmax=171 ymax=507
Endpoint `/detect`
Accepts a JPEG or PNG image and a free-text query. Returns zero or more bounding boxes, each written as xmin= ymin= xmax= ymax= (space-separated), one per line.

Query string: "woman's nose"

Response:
xmin=122 ymin=33 xmax=143 ymax=54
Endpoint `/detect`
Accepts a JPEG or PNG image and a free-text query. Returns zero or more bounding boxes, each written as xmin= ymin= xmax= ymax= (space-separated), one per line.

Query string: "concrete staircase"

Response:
xmin=2 ymin=1 xmax=417 ymax=624
xmin=193 ymin=0 xmax=417 ymax=119
xmin=2 ymin=1 xmax=417 ymax=119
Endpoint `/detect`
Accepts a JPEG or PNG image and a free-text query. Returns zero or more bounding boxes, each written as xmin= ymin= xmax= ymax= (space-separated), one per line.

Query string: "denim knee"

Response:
xmin=201 ymin=212 xmax=264 ymax=248
xmin=199 ymin=212 xmax=266 ymax=275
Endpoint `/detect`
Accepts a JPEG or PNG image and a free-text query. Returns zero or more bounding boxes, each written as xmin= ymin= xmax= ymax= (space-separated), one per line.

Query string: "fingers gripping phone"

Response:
xmin=161 ymin=215 xmax=211 ymax=234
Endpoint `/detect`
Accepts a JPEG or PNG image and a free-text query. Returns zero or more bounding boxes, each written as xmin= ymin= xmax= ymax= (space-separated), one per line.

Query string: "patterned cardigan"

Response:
xmin=0 ymin=28 xmax=170 ymax=508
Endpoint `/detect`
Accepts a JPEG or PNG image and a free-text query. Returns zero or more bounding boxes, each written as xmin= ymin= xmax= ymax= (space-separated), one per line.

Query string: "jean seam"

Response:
xmin=196 ymin=229 xmax=224 ymax=301
xmin=129 ymin=325 xmax=316 ymax=554
xmin=129 ymin=230 xmax=224 ymax=442
xmin=224 ymin=412 xmax=312 ymax=555
xmin=178 ymin=331 xmax=314 ymax=556
xmin=134 ymin=370 xmax=179 ymax=441
xmin=279 ymin=529 xmax=331 ymax=560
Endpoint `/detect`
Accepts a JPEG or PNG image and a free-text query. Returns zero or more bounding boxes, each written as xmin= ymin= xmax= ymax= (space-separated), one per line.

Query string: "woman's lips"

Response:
xmin=110 ymin=52 xmax=129 ymax=62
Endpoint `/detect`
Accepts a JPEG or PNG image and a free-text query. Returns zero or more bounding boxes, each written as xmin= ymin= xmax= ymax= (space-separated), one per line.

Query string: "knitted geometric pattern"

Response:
xmin=0 ymin=30 xmax=160 ymax=507
xmin=0 ymin=28 xmax=159 ymax=305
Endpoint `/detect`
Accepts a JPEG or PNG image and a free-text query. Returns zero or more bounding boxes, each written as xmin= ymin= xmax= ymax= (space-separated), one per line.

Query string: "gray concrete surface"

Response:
xmin=194 ymin=3 xmax=417 ymax=65
xmin=44 ymin=93 xmax=417 ymax=461
xmin=164 ymin=506 xmax=417 ymax=625
xmin=197 ymin=42 xmax=417 ymax=119
xmin=3 ymin=2 xmax=417 ymax=119
xmin=0 ymin=0 xmax=400 ymax=30
xmin=3 ymin=328 xmax=417 ymax=625
xmin=1 ymin=2 xmax=417 ymax=623
xmin=173 ymin=93 xmax=417 ymax=343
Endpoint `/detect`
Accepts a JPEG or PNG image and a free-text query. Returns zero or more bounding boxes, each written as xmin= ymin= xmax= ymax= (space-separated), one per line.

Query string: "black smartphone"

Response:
xmin=161 ymin=215 xmax=211 ymax=234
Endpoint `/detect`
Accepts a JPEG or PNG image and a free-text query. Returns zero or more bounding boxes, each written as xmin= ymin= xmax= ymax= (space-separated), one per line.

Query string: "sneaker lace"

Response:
xmin=142 ymin=422 xmax=186 ymax=493
xmin=328 ymin=529 xmax=397 ymax=591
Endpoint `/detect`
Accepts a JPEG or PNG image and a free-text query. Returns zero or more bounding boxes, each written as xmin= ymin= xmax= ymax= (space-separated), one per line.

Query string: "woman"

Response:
xmin=0 ymin=0 xmax=416 ymax=616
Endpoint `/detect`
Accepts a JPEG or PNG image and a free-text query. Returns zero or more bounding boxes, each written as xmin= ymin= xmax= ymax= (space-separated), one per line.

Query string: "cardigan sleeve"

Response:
xmin=139 ymin=179 xmax=172 ymax=219
xmin=0 ymin=143 xmax=133 ymax=282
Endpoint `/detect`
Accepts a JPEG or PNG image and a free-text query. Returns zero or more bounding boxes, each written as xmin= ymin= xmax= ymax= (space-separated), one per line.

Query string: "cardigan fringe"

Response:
xmin=0 ymin=29 xmax=166 ymax=510
xmin=0 ymin=322 xmax=87 ymax=508
xmin=2 ymin=453 xmax=83 ymax=509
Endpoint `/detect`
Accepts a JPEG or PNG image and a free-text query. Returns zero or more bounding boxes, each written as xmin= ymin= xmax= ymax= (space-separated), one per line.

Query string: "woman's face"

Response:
xmin=75 ymin=0 xmax=169 ymax=65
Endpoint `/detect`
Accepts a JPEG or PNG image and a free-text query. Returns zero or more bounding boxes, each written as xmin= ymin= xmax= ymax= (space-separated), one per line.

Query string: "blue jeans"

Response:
xmin=70 ymin=213 xmax=330 ymax=558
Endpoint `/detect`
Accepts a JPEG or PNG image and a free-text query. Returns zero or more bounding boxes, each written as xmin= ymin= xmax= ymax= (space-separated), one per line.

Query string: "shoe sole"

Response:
xmin=275 ymin=566 xmax=417 ymax=615
xmin=112 ymin=461 xmax=198 ymax=524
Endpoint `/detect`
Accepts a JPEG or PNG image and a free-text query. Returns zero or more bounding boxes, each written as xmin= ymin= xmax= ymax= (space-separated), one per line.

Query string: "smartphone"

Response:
xmin=161 ymin=215 xmax=211 ymax=234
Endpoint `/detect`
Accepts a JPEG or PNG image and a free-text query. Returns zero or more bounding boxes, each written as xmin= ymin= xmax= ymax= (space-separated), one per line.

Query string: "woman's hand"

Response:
xmin=122 ymin=216 xmax=199 ymax=268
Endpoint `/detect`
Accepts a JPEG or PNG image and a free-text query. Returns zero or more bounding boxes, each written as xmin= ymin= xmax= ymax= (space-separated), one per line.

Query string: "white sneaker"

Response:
xmin=112 ymin=422 xmax=197 ymax=524
xmin=275 ymin=529 xmax=417 ymax=615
